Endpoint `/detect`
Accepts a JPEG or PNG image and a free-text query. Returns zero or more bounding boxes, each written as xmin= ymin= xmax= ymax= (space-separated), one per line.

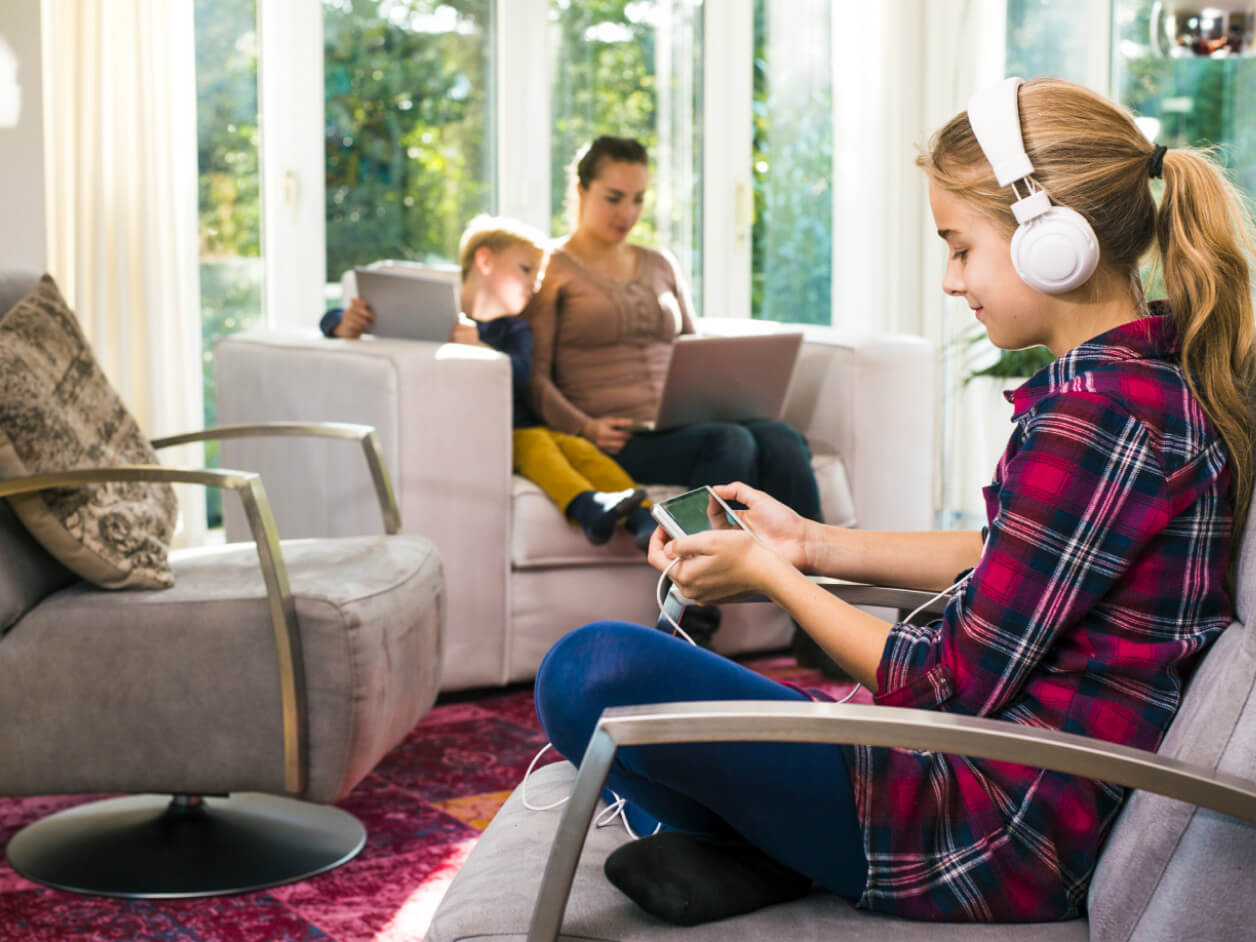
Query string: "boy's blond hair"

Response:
xmin=458 ymin=214 xmax=547 ymax=281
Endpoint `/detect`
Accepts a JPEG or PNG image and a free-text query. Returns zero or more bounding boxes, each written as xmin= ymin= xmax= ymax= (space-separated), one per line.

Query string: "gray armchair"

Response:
xmin=0 ymin=271 xmax=445 ymax=898
xmin=428 ymin=497 xmax=1256 ymax=940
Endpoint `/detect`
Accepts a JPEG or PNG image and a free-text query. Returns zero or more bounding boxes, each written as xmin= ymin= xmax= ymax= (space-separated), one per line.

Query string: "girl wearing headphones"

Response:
xmin=533 ymin=77 xmax=1256 ymax=925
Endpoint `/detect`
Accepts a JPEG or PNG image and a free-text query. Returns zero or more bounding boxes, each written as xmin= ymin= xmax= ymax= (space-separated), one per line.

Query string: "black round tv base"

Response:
xmin=5 ymin=792 xmax=366 ymax=899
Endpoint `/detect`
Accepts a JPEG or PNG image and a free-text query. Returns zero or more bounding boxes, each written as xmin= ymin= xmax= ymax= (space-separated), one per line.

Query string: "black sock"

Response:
xmin=566 ymin=488 xmax=647 ymax=545
xmin=604 ymin=831 xmax=812 ymax=926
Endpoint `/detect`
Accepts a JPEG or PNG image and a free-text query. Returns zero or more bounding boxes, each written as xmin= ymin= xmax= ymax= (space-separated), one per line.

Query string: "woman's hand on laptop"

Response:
xmin=334 ymin=297 xmax=374 ymax=339
xmin=448 ymin=320 xmax=485 ymax=347
xmin=710 ymin=482 xmax=811 ymax=572
xmin=581 ymin=416 xmax=633 ymax=454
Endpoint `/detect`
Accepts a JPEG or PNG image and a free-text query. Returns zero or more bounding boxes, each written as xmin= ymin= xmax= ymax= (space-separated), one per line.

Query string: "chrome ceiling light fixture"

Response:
xmin=1151 ymin=2 xmax=1256 ymax=57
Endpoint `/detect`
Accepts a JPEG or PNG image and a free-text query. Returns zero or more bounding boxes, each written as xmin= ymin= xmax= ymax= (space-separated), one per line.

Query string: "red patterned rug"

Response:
xmin=0 ymin=654 xmax=862 ymax=941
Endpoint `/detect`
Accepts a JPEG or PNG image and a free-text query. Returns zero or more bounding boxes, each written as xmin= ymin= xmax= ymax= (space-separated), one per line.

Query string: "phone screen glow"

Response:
xmin=658 ymin=488 xmax=743 ymax=535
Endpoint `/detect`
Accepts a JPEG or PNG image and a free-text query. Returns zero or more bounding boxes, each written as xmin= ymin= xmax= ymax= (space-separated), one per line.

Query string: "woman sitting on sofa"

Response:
xmin=524 ymin=134 xmax=826 ymax=660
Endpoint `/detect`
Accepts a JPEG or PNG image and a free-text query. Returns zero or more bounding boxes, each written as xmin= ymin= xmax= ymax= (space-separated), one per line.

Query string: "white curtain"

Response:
xmin=42 ymin=0 xmax=206 ymax=546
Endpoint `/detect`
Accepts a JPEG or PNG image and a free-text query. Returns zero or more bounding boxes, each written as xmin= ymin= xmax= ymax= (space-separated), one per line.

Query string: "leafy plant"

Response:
xmin=967 ymin=344 xmax=1055 ymax=381
xmin=954 ymin=321 xmax=1054 ymax=384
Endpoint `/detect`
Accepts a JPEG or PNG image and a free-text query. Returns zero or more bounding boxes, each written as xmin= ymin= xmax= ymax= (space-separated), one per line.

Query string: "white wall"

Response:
xmin=0 ymin=0 xmax=45 ymax=273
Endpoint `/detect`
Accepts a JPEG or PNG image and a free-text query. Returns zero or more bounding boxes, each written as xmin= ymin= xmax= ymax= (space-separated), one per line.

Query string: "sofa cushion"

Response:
xmin=0 ymin=275 xmax=177 ymax=589
xmin=0 ymin=534 xmax=444 ymax=803
xmin=1087 ymin=487 xmax=1256 ymax=940
xmin=511 ymin=452 xmax=855 ymax=569
xmin=0 ymin=499 xmax=76 ymax=633
xmin=426 ymin=760 xmax=1087 ymax=942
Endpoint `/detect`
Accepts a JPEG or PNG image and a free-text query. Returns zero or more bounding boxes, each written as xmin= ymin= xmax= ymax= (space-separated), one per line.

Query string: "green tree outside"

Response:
xmin=751 ymin=0 xmax=833 ymax=325
xmin=194 ymin=0 xmax=263 ymax=527
xmin=323 ymin=0 xmax=494 ymax=283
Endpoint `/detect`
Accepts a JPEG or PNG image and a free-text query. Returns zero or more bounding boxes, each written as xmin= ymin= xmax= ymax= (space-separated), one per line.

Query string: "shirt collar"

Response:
xmin=1007 ymin=304 xmax=1178 ymax=417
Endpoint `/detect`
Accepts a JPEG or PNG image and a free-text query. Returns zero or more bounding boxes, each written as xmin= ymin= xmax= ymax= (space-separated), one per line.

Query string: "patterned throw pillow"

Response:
xmin=0 ymin=275 xmax=177 ymax=589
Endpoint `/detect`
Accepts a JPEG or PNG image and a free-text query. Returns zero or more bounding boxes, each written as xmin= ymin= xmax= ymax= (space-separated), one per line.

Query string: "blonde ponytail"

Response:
xmin=1156 ymin=148 xmax=1256 ymax=534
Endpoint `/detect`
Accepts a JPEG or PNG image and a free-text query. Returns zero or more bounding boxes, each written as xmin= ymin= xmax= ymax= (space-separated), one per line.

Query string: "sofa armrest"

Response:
xmin=786 ymin=329 xmax=935 ymax=533
xmin=213 ymin=329 xmax=515 ymax=689
xmin=696 ymin=319 xmax=936 ymax=532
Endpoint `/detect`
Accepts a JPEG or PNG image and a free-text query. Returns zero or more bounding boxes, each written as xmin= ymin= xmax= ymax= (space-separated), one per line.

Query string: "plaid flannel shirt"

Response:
xmin=844 ymin=313 xmax=1233 ymax=921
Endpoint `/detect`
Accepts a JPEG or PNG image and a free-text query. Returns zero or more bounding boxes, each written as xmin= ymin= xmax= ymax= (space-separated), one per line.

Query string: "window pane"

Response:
xmin=549 ymin=0 xmax=704 ymax=312
xmin=1005 ymin=0 xmax=1097 ymax=80
xmin=752 ymin=0 xmax=832 ymax=324
xmin=323 ymin=0 xmax=494 ymax=295
xmin=194 ymin=0 xmax=262 ymax=528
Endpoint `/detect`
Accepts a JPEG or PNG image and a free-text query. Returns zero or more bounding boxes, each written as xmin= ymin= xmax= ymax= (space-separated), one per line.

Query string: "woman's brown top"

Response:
xmin=524 ymin=243 xmax=695 ymax=436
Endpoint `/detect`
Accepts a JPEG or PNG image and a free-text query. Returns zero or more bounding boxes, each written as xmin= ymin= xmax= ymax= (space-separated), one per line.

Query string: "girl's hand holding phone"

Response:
xmin=647 ymin=524 xmax=785 ymax=604
xmin=708 ymin=482 xmax=811 ymax=571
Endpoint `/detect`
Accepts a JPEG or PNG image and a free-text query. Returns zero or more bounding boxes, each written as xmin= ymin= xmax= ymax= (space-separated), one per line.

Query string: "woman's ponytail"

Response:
xmin=1157 ymin=148 xmax=1256 ymax=534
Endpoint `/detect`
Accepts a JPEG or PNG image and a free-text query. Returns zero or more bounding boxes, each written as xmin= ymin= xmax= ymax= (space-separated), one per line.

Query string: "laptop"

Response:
xmin=353 ymin=266 xmax=461 ymax=342
xmin=636 ymin=332 xmax=804 ymax=431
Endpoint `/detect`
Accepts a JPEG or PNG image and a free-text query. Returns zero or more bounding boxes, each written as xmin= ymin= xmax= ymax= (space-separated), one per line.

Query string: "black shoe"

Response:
xmin=657 ymin=603 xmax=721 ymax=649
xmin=604 ymin=831 xmax=812 ymax=926
xmin=569 ymin=487 xmax=648 ymax=545
xmin=627 ymin=506 xmax=657 ymax=552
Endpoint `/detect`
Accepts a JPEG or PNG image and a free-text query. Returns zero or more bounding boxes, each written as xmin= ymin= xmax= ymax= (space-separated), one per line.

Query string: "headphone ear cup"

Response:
xmin=1010 ymin=205 xmax=1100 ymax=294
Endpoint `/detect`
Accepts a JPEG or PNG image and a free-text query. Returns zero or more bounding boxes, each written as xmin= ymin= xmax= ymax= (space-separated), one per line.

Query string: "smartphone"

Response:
xmin=650 ymin=486 xmax=754 ymax=541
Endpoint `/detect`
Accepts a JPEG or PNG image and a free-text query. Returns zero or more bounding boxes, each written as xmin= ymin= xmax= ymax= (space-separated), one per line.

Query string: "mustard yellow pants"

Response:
xmin=513 ymin=427 xmax=649 ymax=514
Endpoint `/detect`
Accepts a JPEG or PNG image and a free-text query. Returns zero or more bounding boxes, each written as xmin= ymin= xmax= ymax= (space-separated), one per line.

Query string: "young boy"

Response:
xmin=320 ymin=215 xmax=657 ymax=548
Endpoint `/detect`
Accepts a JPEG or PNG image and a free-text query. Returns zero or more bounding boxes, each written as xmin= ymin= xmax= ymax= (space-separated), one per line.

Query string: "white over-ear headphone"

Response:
xmin=966 ymin=77 xmax=1100 ymax=294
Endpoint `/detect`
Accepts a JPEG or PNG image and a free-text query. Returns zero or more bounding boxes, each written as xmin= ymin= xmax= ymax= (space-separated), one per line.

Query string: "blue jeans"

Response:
xmin=535 ymin=621 xmax=869 ymax=900
xmin=616 ymin=419 xmax=822 ymax=521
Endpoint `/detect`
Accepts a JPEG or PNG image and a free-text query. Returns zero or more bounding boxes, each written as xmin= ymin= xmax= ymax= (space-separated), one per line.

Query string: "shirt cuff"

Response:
xmin=873 ymin=623 xmax=955 ymax=709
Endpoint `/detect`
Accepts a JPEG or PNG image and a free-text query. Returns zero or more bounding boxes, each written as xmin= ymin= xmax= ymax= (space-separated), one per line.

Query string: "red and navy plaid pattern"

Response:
xmin=846 ymin=313 xmax=1234 ymax=921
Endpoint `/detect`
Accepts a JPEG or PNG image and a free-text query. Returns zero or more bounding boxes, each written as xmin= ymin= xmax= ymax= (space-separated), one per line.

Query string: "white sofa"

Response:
xmin=213 ymin=318 xmax=935 ymax=691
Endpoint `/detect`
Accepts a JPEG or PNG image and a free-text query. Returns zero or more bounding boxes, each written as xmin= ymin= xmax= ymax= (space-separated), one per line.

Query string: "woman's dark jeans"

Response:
xmin=615 ymin=419 xmax=822 ymax=521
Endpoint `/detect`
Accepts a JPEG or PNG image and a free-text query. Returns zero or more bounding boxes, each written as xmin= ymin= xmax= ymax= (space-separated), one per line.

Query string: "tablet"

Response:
xmin=353 ymin=266 xmax=461 ymax=342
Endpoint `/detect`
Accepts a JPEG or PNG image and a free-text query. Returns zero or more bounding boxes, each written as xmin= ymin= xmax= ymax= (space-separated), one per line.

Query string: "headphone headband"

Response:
xmin=966 ymin=77 xmax=1034 ymax=187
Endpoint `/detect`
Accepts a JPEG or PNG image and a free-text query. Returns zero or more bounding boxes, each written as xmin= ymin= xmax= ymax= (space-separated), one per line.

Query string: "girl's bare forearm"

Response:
xmin=760 ymin=560 xmax=890 ymax=690
xmin=802 ymin=523 xmax=983 ymax=592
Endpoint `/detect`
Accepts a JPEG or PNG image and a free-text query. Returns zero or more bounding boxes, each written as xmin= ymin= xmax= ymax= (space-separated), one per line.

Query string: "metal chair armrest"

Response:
xmin=528 ymin=699 xmax=1256 ymax=942
xmin=726 ymin=577 xmax=949 ymax=623
xmin=809 ymin=577 xmax=949 ymax=621
xmin=150 ymin=421 xmax=400 ymax=534
xmin=0 ymin=465 xmax=307 ymax=796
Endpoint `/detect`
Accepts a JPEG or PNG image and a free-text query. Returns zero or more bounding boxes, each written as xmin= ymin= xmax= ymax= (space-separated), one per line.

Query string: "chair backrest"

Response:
xmin=0 ymin=270 xmax=79 ymax=630
xmin=1087 ymin=481 xmax=1256 ymax=940
xmin=0 ymin=269 xmax=38 ymax=316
